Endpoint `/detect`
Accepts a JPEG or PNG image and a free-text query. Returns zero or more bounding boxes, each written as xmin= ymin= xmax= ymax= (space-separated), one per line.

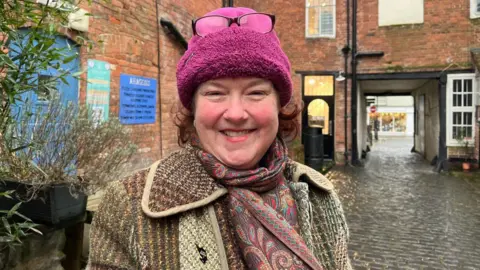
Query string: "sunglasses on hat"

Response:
xmin=192 ymin=13 xmax=276 ymax=37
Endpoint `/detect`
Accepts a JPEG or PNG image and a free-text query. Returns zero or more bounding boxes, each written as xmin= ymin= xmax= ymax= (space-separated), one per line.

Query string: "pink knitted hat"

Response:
xmin=176 ymin=7 xmax=292 ymax=109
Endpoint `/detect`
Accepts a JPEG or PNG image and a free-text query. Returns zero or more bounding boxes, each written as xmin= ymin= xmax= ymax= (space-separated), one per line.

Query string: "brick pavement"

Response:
xmin=327 ymin=137 xmax=480 ymax=270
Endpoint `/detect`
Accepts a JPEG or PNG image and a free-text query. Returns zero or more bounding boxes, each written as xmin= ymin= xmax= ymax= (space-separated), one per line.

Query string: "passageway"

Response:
xmin=328 ymin=137 xmax=480 ymax=269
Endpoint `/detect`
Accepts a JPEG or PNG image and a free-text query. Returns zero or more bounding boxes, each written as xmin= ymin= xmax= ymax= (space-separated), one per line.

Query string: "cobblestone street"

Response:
xmin=327 ymin=137 xmax=480 ymax=269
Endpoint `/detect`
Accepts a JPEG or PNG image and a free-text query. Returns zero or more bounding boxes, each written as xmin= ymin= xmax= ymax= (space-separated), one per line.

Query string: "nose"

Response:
xmin=223 ymin=98 xmax=248 ymax=122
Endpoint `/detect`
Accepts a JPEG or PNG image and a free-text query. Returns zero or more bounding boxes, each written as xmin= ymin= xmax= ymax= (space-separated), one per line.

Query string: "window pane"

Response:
xmin=453 ymin=80 xmax=461 ymax=92
xmin=467 ymin=127 xmax=473 ymax=137
xmin=464 ymin=79 xmax=472 ymax=92
xmin=304 ymin=76 xmax=334 ymax=96
xmin=307 ymin=7 xmax=319 ymax=36
xmin=380 ymin=113 xmax=394 ymax=132
xmin=452 ymin=126 xmax=459 ymax=139
xmin=307 ymin=99 xmax=329 ymax=135
xmin=320 ymin=6 xmax=334 ymax=36
xmin=453 ymin=112 xmax=462 ymax=125
xmin=477 ymin=0 xmax=480 ymax=12
xmin=393 ymin=113 xmax=407 ymax=132
xmin=464 ymin=93 xmax=473 ymax=107
xmin=463 ymin=112 xmax=473 ymax=125
xmin=453 ymin=94 xmax=462 ymax=107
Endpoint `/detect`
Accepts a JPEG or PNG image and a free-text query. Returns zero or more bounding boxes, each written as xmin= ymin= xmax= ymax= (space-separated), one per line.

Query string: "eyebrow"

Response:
xmin=244 ymin=79 xmax=272 ymax=89
xmin=201 ymin=79 xmax=273 ymax=90
xmin=200 ymin=81 xmax=226 ymax=90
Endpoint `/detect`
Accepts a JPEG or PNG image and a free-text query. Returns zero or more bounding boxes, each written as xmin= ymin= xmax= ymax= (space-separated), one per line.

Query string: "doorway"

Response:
xmin=302 ymin=75 xmax=335 ymax=160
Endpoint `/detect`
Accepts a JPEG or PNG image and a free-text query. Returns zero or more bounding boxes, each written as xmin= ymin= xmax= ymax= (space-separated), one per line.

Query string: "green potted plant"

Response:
xmin=0 ymin=0 xmax=135 ymax=227
xmin=0 ymin=95 xmax=137 ymax=227
xmin=455 ymin=128 xmax=474 ymax=171
xmin=0 ymin=1 xmax=129 ymax=269
xmin=0 ymin=190 xmax=43 ymax=270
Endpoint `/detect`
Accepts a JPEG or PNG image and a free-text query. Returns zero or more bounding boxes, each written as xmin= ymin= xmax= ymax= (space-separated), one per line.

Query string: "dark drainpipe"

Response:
xmin=342 ymin=0 xmax=351 ymax=165
xmin=350 ymin=0 xmax=383 ymax=165
xmin=351 ymin=0 xmax=358 ymax=165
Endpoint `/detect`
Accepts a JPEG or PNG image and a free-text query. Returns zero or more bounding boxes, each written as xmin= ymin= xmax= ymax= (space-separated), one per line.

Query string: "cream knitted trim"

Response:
xmin=208 ymin=205 xmax=229 ymax=270
xmin=292 ymin=162 xmax=334 ymax=192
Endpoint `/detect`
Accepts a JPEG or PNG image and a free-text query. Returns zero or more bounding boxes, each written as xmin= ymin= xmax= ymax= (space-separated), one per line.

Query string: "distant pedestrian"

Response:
xmin=88 ymin=7 xmax=351 ymax=270
xmin=374 ymin=117 xmax=380 ymax=141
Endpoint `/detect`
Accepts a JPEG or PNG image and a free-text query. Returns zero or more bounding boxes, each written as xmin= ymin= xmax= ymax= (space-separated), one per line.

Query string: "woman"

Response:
xmin=88 ymin=7 xmax=351 ymax=270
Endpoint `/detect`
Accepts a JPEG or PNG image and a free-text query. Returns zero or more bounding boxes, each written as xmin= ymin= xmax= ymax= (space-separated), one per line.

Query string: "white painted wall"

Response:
xmin=357 ymin=84 xmax=368 ymax=160
xmin=412 ymin=80 xmax=440 ymax=162
xmin=378 ymin=0 xmax=424 ymax=26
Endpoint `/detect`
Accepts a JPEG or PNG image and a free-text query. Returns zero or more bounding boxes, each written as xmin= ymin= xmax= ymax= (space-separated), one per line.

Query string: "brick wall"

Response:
xmin=156 ymin=0 xmax=222 ymax=156
xmin=356 ymin=0 xmax=480 ymax=73
xmin=235 ymin=0 xmax=480 ymax=163
xmin=77 ymin=0 xmax=221 ymax=169
xmin=78 ymin=0 xmax=161 ymax=170
xmin=234 ymin=0 xmax=352 ymax=163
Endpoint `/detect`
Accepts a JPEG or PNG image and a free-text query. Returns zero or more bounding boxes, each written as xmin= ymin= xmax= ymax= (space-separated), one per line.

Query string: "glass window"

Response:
xmin=370 ymin=112 xmax=408 ymax=133
xmin=393 ymin=113 xmax=407 ymax=132
xmin=447 ymin=74 xmax=477 ymax=145
xmin=304 ymin=76 xmax=334 ymax=96
xmin=306 ymin=0 xmax=335 ymax=38
xmin=471 ymin=0 xmax=480 ymax=18
xmin=307 ymin=99 xmax=329 ymax=135
xmin=381 ymin=113 xmax=394 ymax=132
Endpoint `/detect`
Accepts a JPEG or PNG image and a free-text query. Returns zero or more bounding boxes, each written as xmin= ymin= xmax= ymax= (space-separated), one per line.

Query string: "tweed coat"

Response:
xmin=87 ymin=147 xmax=352 ymax=270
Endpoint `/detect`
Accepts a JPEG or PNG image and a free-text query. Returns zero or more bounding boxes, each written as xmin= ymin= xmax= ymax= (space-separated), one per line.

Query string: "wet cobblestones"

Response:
xmin=327 ymin=137 xmax=480 ymax=269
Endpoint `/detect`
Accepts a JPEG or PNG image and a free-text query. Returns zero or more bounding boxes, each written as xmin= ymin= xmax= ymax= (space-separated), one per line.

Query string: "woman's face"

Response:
xmin=194 ymin=77 xmax=280 ymax=170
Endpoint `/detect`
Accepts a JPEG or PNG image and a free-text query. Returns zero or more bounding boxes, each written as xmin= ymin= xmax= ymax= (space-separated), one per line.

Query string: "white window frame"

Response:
xmin=471 ymin=0 xmax=480 ymax=19
xmin=305 ymin=0 xmax=336 ymax=38
xmin=446 ymin=73 xmax=477 ymax=146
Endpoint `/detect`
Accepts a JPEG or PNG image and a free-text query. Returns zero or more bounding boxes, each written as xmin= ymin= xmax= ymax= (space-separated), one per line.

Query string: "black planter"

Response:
xmin=0 ymin=180 xmax=87 ymax=228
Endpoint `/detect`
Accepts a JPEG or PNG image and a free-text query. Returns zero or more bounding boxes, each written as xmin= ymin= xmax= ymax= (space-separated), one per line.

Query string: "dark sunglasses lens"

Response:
xmin=238 ymin=13 xmax=273 ymax=33
xmin=195 ymin=16 xmax=229 ymax=36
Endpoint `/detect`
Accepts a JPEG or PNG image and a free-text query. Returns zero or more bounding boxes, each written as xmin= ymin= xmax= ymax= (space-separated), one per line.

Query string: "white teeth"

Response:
xmin=223 ymin=130 xmax=251 ymax=137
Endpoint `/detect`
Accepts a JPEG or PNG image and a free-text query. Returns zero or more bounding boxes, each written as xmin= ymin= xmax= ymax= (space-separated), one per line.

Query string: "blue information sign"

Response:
xmin=119 ymin=74 xmax=157 ymax=124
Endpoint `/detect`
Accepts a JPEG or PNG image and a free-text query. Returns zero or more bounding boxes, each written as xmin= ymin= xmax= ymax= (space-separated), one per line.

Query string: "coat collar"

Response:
xmin=141 ymin=148 xmax=333 ymax=218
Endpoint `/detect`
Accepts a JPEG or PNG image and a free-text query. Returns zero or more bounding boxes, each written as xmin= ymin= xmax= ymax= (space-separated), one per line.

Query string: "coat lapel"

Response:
xmin=141 ymin=149 xmax=228 ymax=218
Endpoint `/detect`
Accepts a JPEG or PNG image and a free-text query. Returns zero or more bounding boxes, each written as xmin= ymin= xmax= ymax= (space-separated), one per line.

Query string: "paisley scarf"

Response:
xmin=191 ymin=138 xmax=323 ymax=270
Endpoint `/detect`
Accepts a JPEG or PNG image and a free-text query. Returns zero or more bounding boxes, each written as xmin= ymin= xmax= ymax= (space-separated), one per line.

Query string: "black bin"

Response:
xmin=0 ymin=180 xmax=87 ymax=228
xmin=303 ymin=127 xmax=324 ymax=170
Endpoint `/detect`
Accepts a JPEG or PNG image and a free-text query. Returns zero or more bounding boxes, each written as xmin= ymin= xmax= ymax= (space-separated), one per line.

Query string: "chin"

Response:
xmin=223 ymin=156 xmax=257 ymax=170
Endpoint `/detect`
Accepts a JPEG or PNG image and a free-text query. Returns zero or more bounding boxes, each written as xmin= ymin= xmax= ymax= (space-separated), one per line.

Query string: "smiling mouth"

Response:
xmin=221 ymin=130 xmax=255 ymax=137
